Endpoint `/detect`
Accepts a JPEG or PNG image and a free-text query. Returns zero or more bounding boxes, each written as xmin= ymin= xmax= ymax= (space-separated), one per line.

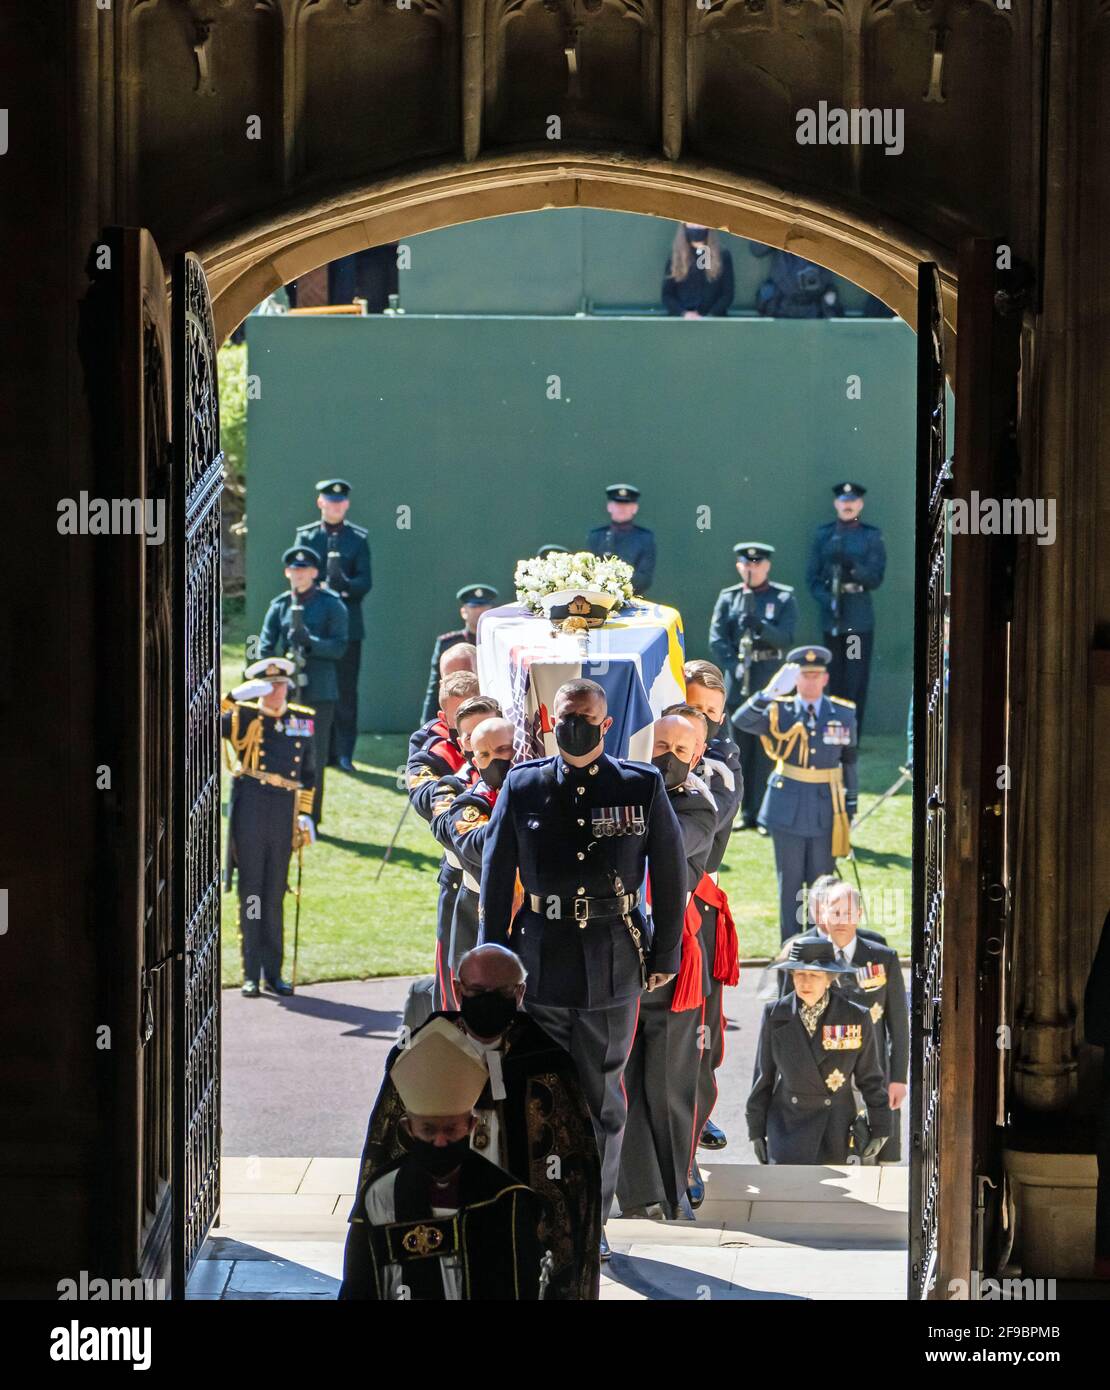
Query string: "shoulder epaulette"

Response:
xmin=829 ymin=695 xmax=857 ymax=707
xmin=774 ymin=695 xmax=794 ymax=702
xmin=770 ymin=581 xmax=795 ymax=593
xmin=347 ymin=522 xmax=368 ymax=537
xmin=294 ymin=522 xmax=317 ymax=535
xmin=288 ymin=702 xmax=315 ymax=715
xmin=720 ymin=582 xmax=744 ymax=594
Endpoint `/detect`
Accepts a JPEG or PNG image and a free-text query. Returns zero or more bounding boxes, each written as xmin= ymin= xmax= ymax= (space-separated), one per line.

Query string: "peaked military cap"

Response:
xmin=775 ymin=932 xmax=857 ymax=974
xmin=787 ymin=644 xmax=832 ymax=671
xmin=537 ymin=544 xmax=569 ymax=558
xmin=606 ymin=483 xmax=641 ymax=502
xmin=244 ymin=656 xmax=296 ymax=681
xmin=457 ymin=583 xmax=499 ymax=606
xmin=283 ymin=544 xmax=323 ymax=569
xmin=734 ymin=542 xmax=775 ymax=562
xmin=316 ymin=478 xmax=352 ymax=498
xmin=832 ymin=481 xmax=867 ymax=498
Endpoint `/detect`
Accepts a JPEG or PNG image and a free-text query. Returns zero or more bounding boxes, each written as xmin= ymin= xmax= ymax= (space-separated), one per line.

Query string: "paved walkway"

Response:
xmin=201 ymin=971 xmax=910 ymax=1300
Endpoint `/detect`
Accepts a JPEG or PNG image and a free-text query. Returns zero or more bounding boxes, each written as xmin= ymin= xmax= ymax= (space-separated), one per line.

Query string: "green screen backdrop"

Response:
xmin=244 ymin=314 xmax=916 ymax=735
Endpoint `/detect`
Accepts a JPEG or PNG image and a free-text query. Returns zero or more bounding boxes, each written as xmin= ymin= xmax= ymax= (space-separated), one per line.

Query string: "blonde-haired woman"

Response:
xmin=662 ymin=221 xmax=735 ymax=318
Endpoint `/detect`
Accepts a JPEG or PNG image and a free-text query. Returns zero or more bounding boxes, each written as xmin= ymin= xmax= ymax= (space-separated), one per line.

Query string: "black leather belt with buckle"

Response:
xmin=527 ymin=891 xmax=640 ymax=922
xmin=753 ymin=647 xmax=784 ymax=661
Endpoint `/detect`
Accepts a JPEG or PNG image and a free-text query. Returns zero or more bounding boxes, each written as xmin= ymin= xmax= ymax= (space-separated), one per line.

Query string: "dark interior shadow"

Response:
xmin=605 ymin=1253 xmax=807 ymax=1301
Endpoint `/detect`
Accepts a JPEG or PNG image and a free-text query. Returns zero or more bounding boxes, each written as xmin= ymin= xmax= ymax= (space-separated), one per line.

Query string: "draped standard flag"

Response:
xmin=476 ymin=601 xmax=687 ymax=762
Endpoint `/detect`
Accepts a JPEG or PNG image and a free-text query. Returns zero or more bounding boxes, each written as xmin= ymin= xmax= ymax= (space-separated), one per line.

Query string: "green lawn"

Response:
xmin=220 ymin=603 xmax=912 ymax=984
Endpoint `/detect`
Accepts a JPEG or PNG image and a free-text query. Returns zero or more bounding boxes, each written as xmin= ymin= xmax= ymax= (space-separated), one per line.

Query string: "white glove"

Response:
xmin=297 ymin=814 xmax=316 ymax=844
xmin=764 ymin=662 xmax=800 ymax=698
xmin=231 ymin=678 xmax=273 ymax=701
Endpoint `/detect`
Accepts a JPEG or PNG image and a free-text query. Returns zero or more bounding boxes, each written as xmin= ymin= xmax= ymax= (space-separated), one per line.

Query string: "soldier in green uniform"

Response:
xmin=585 ymin=484 xmax=656 ymax=595
xmin=709 ymin=542 xmax=798 ymax=828
xmin=260 ymin=545 xmax=348 ymax=827
xmin=419 ymin=584 xmax=499 ymax=725
xmin=221 ymin=657 xmax=316 ymax=998
xmin=292 ymin=478 xmax=372 ymax=772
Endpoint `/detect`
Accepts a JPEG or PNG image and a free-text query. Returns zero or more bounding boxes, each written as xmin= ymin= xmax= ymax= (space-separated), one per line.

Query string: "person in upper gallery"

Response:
xmin=662 ymin=221 xmax=735 ymax=319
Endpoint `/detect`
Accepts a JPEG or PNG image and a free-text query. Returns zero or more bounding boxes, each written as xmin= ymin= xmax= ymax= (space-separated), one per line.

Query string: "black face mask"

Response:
xmin=653 ymin=751 xmax=691 ymax=790
xmin=480 ymin=756 xmax=512 ymax=791
xmin=698 ymin=715 xmax=722 ymax=741
xmin=685 ymin=225 xmax=709 ymax=242
xmin=555 ymin=714 xmax=603 ymax=758
xmin=447 ymin=725 xmax=460 ymax=747
xmin=407 ymin=1133 xmax=471 ymax=1177
xmin=460 ymin=989 xmax=518 ymax=1038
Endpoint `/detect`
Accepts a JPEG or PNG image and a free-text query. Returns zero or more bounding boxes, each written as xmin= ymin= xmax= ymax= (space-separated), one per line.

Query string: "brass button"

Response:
xmin=577 ymin=887 xmax=585 ymax=895
xmin=589 ymin=765 xmax=598 ymax=776
xmin=577 ymin=786 xmax=585 ymax=795
xmin=577 ymin=852 xmax=585 ymax=861
xmin=577 ymin=818 xmax=585 ymax=826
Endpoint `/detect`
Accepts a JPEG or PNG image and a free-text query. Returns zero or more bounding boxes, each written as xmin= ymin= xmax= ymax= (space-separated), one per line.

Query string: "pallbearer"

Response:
xmin=221 ymin=657 xmax=316 ymax=998
xmin=259 ymin=545 xmax=348 ymax=827
xmin=747 ymin=935 xmax=890 ymax=1165
xmin=709 ymin=542 xmax=797 ymax=828
xmin=617 ymin=708 xmax=718 ymax=1220
xmin=339 ymin=1019 xmax=548 ymax=1301
xmin=682 ymin=660 xmax=744 ymax=1169
xmin=292 ymin=478 xmax=372 ymax=771
xmin=734 ymin=645 xmax=858 ymax=942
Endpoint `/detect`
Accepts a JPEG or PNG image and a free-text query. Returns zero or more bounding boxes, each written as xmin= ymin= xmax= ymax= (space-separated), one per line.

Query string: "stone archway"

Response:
xmin=199 ymin=152 xmax=959 ymax=349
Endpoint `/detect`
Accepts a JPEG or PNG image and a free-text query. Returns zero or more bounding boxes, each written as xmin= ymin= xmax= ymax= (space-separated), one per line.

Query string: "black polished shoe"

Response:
xmin=699 ymin=1119 xmax=728 ymax=1151
xmin=687 ymin=1164 xmax=706 ymax=1209
xmin=241 ymin=980 xmax=260 ymax=998
xmin=263 ymin=978 xmax=294 ymax=997
xmin=599 ymin=1235 xmax=612 ymax=1262
xmin=337 ymin=757 xmax=356 ymax=773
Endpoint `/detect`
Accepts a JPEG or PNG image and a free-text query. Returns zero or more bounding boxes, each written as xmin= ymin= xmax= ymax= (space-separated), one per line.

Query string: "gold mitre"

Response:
xmin=392 ymin=1017 xmax=489 ymax=1117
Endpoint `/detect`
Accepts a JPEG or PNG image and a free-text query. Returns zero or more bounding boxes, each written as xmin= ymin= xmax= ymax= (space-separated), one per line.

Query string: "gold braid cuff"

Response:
xmin=296 ymin=789 xmax=314 ymax=816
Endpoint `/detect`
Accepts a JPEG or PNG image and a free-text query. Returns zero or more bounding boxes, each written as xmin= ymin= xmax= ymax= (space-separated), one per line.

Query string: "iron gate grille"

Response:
xmin=172 ymin=252 xmax=223 ymax=1290
xmin=909 ymin=262 xmax=949 ymax=1299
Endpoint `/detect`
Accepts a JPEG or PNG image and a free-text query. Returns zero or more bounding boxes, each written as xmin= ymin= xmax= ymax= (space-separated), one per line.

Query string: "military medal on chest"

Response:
xmin=822 ymin=1023 xmax=863 ymax=1051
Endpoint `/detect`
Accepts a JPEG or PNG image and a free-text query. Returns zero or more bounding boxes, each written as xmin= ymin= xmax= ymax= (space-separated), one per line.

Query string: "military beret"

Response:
xmin=316 ymin=478 xmax=352 ymax=498
xmin=457 ymin=584 xmax=499 ymax=606
xmin=833 ymin=481 xmax=867 ymax=498
xmin=787 ymin=644 xmax=832 ymax=671
xmin=606 ymin=483 xmax=641 ymax=502
xmin=733 ymin=542 xmax=775 ymax=562
xmin=283 ymin=545 xmax=323 ymax=569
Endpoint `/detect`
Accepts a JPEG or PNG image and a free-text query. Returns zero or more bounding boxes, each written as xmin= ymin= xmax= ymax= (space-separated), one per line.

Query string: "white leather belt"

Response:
xmin=462 ymin=870 xmax=480 ymax=893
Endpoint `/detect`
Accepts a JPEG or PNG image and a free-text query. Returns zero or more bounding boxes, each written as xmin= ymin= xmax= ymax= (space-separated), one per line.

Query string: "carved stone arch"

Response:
xmin=196 ymin=151 xmax=959 ymax=349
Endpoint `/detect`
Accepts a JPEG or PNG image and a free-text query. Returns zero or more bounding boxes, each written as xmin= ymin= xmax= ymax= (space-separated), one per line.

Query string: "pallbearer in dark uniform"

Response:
xmin=1084 ymin=908 xmax=1110 ymax=1277
xmin=709 ymin=542 xmax=798 ymax=828
xmin=405 ymin=673 xmax=483 ymax=1010
xmin=292 ymin=478 xmax=372 ymax=772
xmin=747 ymin=935 xmax=891 ymax=1165
xmin=221 ymin=657 xmax=316 ymax=998
xmin=618 ymin=709 xmax=717 ymax=1220
xmin=734 ymin=646 xmax=858 ymax=942
xmin=350 ymin=945 xmax=603 ymax=1300
xmin=682 ymin=661 xmax=744 ymax=1168
xmin=478 ymin=678 xmax=686 ymax=1253
xmin=585 ymin=483 xmax=656 ymax=595
xmin=259 ymin=545 xmax=348 ymax=827
xmin=339 ymin=1019 xmax=549 ymax=1301
xmin=419 ymin=584 xmax=499 ymax=726
xmin=808 ymin=876 xmax=908 ymax=1162
xmin=806 ymin=482 xmax=886 ymax=734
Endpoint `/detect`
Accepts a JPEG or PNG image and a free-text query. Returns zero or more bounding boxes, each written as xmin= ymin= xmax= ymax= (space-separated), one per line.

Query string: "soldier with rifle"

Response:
xmin=709 ymin=542 xmax=797 ymax=830
xmin=806 ymin=483 xmax=886 ymax=734
xmin=260 ymin=545 xmax=348 ymax=828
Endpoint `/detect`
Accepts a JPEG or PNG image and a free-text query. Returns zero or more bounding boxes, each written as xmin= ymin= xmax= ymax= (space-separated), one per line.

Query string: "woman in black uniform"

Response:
xmin=747 ymin=934 xmax=891 ymax=1164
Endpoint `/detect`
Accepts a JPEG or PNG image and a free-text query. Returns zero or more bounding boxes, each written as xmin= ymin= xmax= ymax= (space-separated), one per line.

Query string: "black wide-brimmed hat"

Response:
xmin=774 ymin=933 xmax=857 ymax=974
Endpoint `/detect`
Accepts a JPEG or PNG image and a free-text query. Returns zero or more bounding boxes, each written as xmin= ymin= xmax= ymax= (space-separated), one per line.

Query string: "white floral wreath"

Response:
xmin=514 ymin=550 xmax=635 ymax=615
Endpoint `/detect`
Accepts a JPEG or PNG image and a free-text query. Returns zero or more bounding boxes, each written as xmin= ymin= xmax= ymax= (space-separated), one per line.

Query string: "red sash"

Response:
xmin=639 ymin=876 xmax=708 ymax=1012
xmin=693 ymin=874 xmax=739 ymax=987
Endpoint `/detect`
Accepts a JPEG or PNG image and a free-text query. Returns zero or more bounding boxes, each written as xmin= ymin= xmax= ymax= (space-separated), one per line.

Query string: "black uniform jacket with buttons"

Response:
xmin=293 ymin=519 xmax=372 ymax=640
xmin=478 ymin=753 xmax=686 ymax=1009
xmin=220 ymin=698 xmax=316 ymax=881
xmin=701 ymin=733 xmax=745 ymax=873
xmin=668 ymin=776 xmax=718 ymax=894
xmin=430 ymin=779 xmax=496 ymax=884
xmin=747 ymin=990 xmax=891 ymax=1163
xmin=405 ymin=728 xmax=466 ymax=823
xmin=709 ymin=582 xmax=799 ymax=709
xmin=832 ymin=935 xmax=909 ymax=1086
xmin=584 ymin=522 xmax=656 ymax=595
xmin=259 ymin=584 xmax=349 ymax=704
xmin=806 ymin=520 xmax=886 ymax=635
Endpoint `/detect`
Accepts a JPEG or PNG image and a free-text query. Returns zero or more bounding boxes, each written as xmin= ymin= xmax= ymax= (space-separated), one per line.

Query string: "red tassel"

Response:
xmin=670 ymin=898 xmax=706 ymax=1012
xmin=691 ymin=874 xmax=740 ymax=987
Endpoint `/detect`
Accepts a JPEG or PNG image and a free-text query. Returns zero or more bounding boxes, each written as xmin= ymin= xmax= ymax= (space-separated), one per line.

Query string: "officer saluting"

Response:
xmin=478 ymin=678 xmax=686 ymax=1254
xmin=709 ymin=542 xmax=798 ymax=829
xmin=585 ymin=484 xmax=656 ymax=595
xmin=260 ymin=545 xmax=348 ymax=828
xmin=221 ymin=658 xmax=316 ymax=998
xmin=293 ymin=479 xmax=372 ymax=773
xmin=747 ymin=934 xmax=891 ymax=1165
xmin=419 ymin=584 xmax=499 ymax=726
xmin=806 ymin=482 xmax=886 ymax=733
xmin=734 ymin=646 xmax=858 ymax=942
